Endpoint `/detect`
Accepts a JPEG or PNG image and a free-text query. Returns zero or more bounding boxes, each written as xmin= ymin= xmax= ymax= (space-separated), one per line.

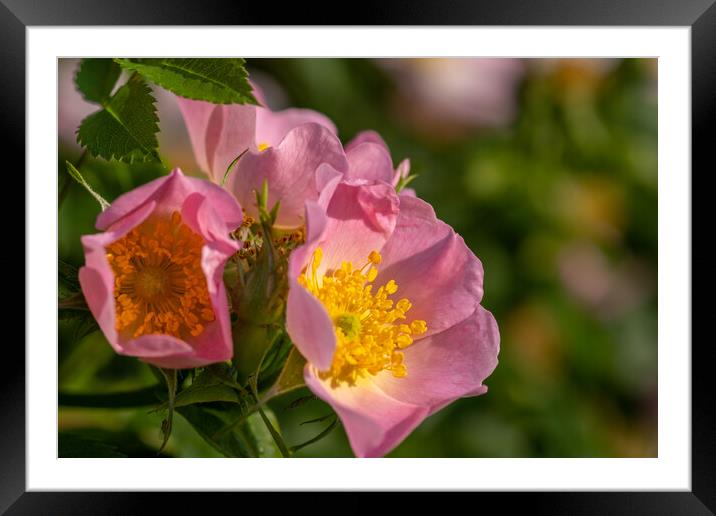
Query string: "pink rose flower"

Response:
xmin=78 ymin=168 xmax=243 ymax=369
xmin=344 ymin=130 xmax=415 ymax=196
xmin=177 ymin=88 xmax=347 ymax=228
xmin=285 ymin=180 xmax=500 ymax=457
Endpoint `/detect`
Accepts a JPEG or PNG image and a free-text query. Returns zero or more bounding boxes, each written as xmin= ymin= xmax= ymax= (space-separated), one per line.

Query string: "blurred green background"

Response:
xmin=58 ymin=58 xmax=657 ymax=458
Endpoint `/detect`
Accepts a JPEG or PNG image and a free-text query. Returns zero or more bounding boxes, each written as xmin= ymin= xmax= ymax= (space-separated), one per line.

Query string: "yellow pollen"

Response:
xmin=368 ymin=250 xmax=382 ymax=264
xmin=258 ymin=142 xmax=270 ymax=152
xmin=106 ymin=211 xmax=215 ymax=340
xmin=298 ymin=248 xmax=427 ymax=387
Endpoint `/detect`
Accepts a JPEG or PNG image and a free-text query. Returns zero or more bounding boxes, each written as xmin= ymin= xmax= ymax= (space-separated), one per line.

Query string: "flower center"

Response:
xmin=334 ymin=313 xmax=361 ymax=340
xmin=106 ymin=211 xmax=215 ymax=340
xmin=134 ymin=267 xmax=168 ymax=299
xmin=298 ymin=248 xmax=427 ymax=387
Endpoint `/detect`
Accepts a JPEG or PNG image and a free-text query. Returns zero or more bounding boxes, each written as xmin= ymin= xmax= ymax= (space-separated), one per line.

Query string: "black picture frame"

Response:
xmin=6 ymin=0 xmax=711 ymax=513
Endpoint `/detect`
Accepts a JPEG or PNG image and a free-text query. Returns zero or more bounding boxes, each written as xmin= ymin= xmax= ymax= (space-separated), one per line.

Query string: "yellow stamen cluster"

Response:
xmin=298 ymin=248 xmax=427 ymax=387
xmin=106 ymin=211 xmax=215 ymax=340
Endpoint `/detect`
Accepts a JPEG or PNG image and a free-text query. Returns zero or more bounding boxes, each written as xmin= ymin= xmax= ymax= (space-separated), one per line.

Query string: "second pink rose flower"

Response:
xmin=177 ymin=87 xmax=347 ymax=228
xmin=286 ymin=179 xmax=500 ymax=457
xmin=79 ymin=168 xmax=243 ymax=369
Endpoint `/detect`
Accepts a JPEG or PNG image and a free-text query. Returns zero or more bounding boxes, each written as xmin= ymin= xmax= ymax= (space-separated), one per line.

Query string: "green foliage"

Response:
xmin=177 ymin=403 xmax=281 ymax=458
xmin=154 ymin=367 xmax=242 ymax=409
xmin=255 ymin=332 xmax=294 ymax=392
xmin=65 ymin=161 xmax=110 ymax=210
xmin=263 ymin=346 xmax=306 ymax=400
xmin=77 ymin=73 xmax=160 ymax=163
xmin=58 ymin=259 xmax=80 ymax=299
xmin=75 ymin=58 xmax=121 ymax=105
xmin=395 ymin=173 xmax=419 ymax=192
xmin=158 ymin=368 xmax=178 ymax=453
xmin=222 ymin=148 xmax=249 ymax=186
xmin=57 ymin=261 xmax=100 ymax=345
xmin=291 ymin=416 xmax=338 ymax=454
xmin=115 ymin=58 xmax=257 ymax=105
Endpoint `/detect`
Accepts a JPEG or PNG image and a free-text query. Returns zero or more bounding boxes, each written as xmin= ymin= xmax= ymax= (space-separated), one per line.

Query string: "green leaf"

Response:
xmin=58 ymin=260 xmax=80 ymax=299
xmin=77 ymin=73 xmax=160 ymax=163
xmin=249 ymin=407 xmax=291 ymax=457
xmin=73 ymin=315 xmax=99 ymax=341
xmin=175 ymin=383 xmax=241 ymax=407
xmin=290 ymin=417 xmax=338 ymax=454
xmin=152 ymin=368 xmax=242 ymax=410
xmin=158 ymin=368 xmax=177 ymax=454
xmin=65 ymin=161 xmax=110 ymax=210
xmin=58 ymin=308 xmax=99 ymax=346
xmin=57 ymin=263 xmax=96 ymax=336
xmin=263 ymin=346 xmax=307 ymax=401
xmin=222 ymin=148 xmax=249 ymax=186
xmin=247 ymin=375 xmax=290 ymax=457
xmin=287 ymin=394 xmax=318 ymax=409
xmin=58 ymin=291 xmax=89 ymax=312
xmin=58 ymin=291 xmax=95 ymax=342
xmin=177 ymin=402 xmax=281 ymax=458
xmin=299 ymin=413 xmax=334 ymax=426
xmin=396 ymin=173 xmax=419 ymax=193
xmin=115 ymin=58 xmax=257 ymax=105
xmin=75 ymin=58 xmax=122 ymax=105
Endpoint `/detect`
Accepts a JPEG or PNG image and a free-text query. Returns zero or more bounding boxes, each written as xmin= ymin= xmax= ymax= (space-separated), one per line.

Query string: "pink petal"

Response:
xmin=344 ymin=141 xmax=394 ymax=183
xmin=345 ymin=130 xmax=389 ymax=153
xmin=175 ymin=97 xmax=215 ymax=173
xmin=315 ymin=163 xmax=343 ymax=196
xmin=375 ymin=195 xmax=484 ymax=336
xmin=97 ymin=168 xmax=243 ymax=232
xmin=248 ymin=79 xmax=268 ymax=107
xmin=374 ymin=305 xmax=499 ymax=414
xmin=228 ymin=123 xmax=348 ymax=228
xmin=256 ymin=108 xmax=338 ymax=148
xmin=178 ymin=194 xmax=239 ymax=368
xmin=313 ymin=181 xmax=399 ymax=274
xmin=122 ymin=334 xmax=194 ymax=359
xmin=304 ymin=367 xmax=429 ymax=458
xmin=96 ymin=172 xmax=173 ymax=230
xmin=286 ymin=201 xmax=335 ymax=370
xmin=180 ymin=174 xmax=244 ymax=231
xmin=180 ymin=191 xmax=240 ymax=251
xmin=177 ymin=97 xmax=256 ymax=182
xmin=204 ymin=103 xmax=257 ymax=183
xmin=286 ymin=278 xmax=337 ymax=371
xmin=77 ymin=265 xmax=116 ymax=347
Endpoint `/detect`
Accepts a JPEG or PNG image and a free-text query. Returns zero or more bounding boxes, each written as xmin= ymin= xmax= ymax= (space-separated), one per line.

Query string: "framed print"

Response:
xmin=6 ymin=0 xmax=712 ymax=512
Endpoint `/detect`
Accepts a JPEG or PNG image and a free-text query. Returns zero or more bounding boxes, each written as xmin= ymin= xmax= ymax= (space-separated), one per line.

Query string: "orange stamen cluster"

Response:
xmin=106 ymin=211 xmax=215 ymax=340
